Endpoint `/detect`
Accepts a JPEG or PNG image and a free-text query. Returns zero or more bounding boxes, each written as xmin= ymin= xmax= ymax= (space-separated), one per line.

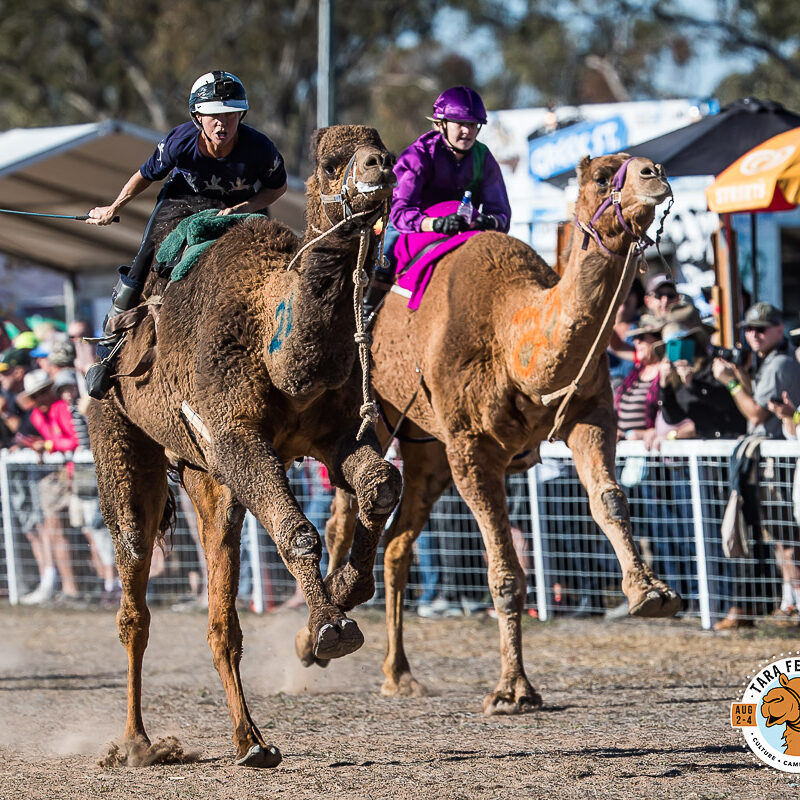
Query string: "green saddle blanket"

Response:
xmin=156 ymin=209 xmax=257 ymax=281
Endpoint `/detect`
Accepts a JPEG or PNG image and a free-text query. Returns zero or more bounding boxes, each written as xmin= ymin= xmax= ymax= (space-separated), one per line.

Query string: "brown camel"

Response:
xmin=762 ymin=674 xmax=800 ymax=756
xmin=87 ymin=125 xmax=402 ymax=767
xmin=313 ymin=152 xmax=681 ymax=714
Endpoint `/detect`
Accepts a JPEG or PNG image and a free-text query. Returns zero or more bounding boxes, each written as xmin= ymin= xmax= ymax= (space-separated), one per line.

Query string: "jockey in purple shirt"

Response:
xmin=84 ymin=71 xmax=287 ymax=398
xmin=390 ymin=86 xmax=511 ymax=236
xmin=364 ymin=86 xmax=510 ymax=320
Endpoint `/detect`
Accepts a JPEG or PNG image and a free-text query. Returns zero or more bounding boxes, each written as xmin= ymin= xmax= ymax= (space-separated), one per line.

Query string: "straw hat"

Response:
xmin=628 ymin=313 xmax=666 ymax=338
xmin=20 ymin=369 xmax=53 ymax=397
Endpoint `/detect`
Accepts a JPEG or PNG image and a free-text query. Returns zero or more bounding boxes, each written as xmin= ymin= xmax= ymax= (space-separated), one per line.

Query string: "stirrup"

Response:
xmin=85 ymin=334 xmax=127 ymax=400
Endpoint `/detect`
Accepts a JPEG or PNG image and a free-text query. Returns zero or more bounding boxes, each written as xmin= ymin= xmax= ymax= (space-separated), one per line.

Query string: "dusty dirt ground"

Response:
xmin=1 ymin=605 xmax=799 ymax=800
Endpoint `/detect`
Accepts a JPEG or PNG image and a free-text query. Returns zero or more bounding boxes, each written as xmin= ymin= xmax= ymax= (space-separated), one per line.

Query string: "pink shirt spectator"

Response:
xmin=29 ymin=399 xmax=79 ymax=453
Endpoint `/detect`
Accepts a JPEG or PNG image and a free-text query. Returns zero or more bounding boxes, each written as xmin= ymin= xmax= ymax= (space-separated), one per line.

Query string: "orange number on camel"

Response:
xmin=512 ymin=290 xmax=562 ymax=378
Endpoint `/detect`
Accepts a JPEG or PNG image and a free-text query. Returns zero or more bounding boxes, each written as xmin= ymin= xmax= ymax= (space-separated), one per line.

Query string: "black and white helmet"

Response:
xmin=189 ymin=71 xmax=248 ymax=123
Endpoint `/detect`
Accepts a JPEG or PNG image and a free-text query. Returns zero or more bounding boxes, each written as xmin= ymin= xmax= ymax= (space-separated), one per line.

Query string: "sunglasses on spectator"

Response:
xmin=744 ymin=326 xmax=768 ymax=334
xmin=654 ymin=289 xmax=677 ymax=299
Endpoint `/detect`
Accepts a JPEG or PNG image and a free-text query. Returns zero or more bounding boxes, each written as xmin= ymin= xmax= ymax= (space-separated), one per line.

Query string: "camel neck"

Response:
xmin=268 ymin=229 xmax=364 ymax=399
xmin=505 ymin=229 xmax=634 ymax=399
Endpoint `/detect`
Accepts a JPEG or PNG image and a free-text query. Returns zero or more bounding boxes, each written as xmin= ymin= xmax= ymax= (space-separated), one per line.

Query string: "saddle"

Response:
xmin=156 ymin=208 xmax=258 ymax=281
xmin=393 ymin=201 xmax=481 ymax=310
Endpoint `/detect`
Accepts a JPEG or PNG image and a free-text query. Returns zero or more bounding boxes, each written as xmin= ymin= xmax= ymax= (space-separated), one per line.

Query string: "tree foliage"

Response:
xmin=2 ymin=0 xmax=798 ymax=177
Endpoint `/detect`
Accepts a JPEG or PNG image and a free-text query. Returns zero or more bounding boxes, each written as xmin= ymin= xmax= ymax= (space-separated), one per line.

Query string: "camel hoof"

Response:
xmin=294 ymin=627 xmax=331 ymax=669
xmin=313 ymin=618 xmax=364 ymax=660
xmin=235 ymin=743 xmax=282 ymax=768
xmin=381 ymin=672 xmax=428 ymax=698
xmin=629 ymin=588 xmax=682 ymax=618
xmin=482 ymin=690 xmax=542 ymax=716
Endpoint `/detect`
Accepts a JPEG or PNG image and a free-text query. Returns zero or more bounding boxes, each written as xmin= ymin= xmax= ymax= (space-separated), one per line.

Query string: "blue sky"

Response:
xmin=424 ymin=3 xmax=758 ymax=102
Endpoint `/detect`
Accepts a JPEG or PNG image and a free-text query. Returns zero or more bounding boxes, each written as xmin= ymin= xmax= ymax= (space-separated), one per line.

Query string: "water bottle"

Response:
xmin=457 ymin=190 xmax=473 ymax=225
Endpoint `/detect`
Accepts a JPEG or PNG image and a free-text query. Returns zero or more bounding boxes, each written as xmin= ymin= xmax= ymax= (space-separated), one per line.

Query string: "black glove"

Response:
xmin=432 ymin=213 xmax=469 ymax=235
xmin=472 ymin=212 xmax=498 ymax=231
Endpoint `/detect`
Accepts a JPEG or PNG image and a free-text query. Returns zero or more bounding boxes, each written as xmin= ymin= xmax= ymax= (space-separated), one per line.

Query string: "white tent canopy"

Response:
xmin=0 ymin=120 xmax=305 ymax=275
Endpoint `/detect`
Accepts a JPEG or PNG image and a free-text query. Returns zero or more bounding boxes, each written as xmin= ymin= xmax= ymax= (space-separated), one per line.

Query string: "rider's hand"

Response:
xmin=472 ymin=212 xmax=498 ymax=231
xmin=432 ymin=214 xmax=469 ymax=235
xmin=86 ymin=206 xmax=118 ymax=226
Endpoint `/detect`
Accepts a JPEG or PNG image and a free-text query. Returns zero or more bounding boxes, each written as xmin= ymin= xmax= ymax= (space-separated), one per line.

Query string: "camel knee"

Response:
xmin=354 ymin=462 xmax=402 ymax=520
xmin=114 ymin=529 xmax=150 ymax=564
xmin=491 ymin=574 xmax=524 ymax=615
xmin=208 ymin=619 xmax=243 ymax=667
xmin=279 ymin=520 xmax=322 ymax=561
xmin=600 ymin=488 xmax=629 ymax=522
xmin=117 ymin=606 xmax=150 ymax=649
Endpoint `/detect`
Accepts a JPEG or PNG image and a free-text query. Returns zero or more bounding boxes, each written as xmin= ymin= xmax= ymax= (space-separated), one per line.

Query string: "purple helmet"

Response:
xmin=430 ymin=86 xmax=487 ymax=125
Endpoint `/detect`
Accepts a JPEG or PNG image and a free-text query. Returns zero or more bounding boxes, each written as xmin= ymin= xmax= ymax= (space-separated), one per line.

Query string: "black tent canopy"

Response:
xmin=0 ymin=120 xmax=305 ymax=275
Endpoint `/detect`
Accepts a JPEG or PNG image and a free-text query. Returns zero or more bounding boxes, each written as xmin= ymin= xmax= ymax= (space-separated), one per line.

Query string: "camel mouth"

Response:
xmin=354 ymin=181 xmax=394 ymax=195
xmin=636 ymin=185 xmax=671 ymax=206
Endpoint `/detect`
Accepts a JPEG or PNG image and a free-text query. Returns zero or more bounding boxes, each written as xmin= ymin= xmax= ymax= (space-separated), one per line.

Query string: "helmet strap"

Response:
xmin=435 ymin=121 xmax=472 ymax=156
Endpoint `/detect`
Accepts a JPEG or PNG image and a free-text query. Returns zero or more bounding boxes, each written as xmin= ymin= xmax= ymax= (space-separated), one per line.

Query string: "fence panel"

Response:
xmin=1 ymin=440 xmax=798 ymax=628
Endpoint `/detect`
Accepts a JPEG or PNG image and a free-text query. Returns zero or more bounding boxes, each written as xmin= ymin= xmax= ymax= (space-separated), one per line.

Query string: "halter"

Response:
xmin=573 ymin=157 xmax=656 ymax=260
xmin=318 ymin=151 xmax=360 ymax=224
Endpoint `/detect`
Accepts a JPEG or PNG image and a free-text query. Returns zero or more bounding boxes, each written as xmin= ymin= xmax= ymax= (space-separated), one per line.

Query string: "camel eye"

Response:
xmin=595 ymin=175 xmax=609 ymax=188
xmin=321 ymin=160 xmax=337 ymax=177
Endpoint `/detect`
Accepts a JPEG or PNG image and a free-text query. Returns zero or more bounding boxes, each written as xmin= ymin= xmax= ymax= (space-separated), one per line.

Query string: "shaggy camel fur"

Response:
xmin=88 ymin=125 xmax=402 ymax=767
xmin=316 ymin=153 xmax=680 ymax=714
xmin=762 ymin=674 xmax=800 ymax=755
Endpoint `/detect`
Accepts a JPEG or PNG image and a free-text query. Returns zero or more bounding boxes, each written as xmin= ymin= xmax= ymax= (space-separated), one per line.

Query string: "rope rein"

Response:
xmin=543 ymin=242 xmax=641 ymax=442
xmin=353 ymin=225 xmax=377 ymax=440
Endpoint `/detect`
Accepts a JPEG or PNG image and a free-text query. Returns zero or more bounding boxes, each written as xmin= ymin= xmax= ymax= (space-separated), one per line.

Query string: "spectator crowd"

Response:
xmin=4 ymin=272 xmax=800 ymax=630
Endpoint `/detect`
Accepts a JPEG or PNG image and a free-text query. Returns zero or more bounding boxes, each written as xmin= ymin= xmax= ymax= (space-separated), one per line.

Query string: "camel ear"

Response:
xmin=780 ymin=673 xmax=790 ymax=687
xmin=310 ymin=128 xmax=329 ymax=165
xmin=576 ymin=155 xmax=592 ymax=185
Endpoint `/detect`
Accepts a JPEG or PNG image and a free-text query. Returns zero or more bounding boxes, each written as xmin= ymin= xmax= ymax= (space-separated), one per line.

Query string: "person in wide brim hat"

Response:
xmin=659 ymin=303 xmax=717 ymax=353
xmin=628 ymin=313 xmax=666 ymax=339
xmin=19 ymin=368 xmax=54 ymax=399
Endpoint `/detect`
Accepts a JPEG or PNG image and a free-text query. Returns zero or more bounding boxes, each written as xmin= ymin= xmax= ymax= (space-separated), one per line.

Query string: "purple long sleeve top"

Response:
xmin=389 ymin=130 xmax=511 ymax=234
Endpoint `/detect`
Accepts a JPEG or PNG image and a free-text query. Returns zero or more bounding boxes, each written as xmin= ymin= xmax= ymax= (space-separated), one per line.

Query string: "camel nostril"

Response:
xmin=364 ymin=154 xmax=380 ymax=169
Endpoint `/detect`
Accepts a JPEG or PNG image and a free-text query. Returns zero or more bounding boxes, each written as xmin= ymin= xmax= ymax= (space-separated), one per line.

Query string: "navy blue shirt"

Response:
xmin=140 ymin=121 xmax=287 ymax=204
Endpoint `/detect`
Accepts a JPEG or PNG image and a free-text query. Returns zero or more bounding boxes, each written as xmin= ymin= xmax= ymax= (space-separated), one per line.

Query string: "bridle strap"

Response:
xmin=319 ymin=151 xmax=359 ymax=223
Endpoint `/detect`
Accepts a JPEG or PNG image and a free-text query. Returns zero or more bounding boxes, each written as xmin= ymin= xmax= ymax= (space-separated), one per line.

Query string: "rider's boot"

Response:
xmin=85 ymin=275 xmax=142 ymax=400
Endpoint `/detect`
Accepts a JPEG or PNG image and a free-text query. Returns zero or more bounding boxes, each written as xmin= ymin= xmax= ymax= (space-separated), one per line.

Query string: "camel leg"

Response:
xmin=324 ymin=489 xmax=357 ymax=576
xmin=323 ymin=431 xmax=402 ymax=609
xmin=295 ymin=429 xmax=402 ymax=667
xmin=88 ymin=401 xmax=167 ymax=754
xmin=382 ymin=439 xmax=452 ymax=698
xmin=180 ymin=466 xmax=281 ymax=768
xmin=565 ymin=413 xmax=682 ymax=617
xmin=209 ymin=431 xmax=360 ymax=662
xmin=447 ymin=440 xmax=542 ymax=715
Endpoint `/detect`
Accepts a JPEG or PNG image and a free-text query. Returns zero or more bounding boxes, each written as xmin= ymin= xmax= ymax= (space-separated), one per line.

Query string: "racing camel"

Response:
xmin=312 ymin=152 xmax=680 ymax=714
xmin=88 ymin=125 xmax=402 ymax=767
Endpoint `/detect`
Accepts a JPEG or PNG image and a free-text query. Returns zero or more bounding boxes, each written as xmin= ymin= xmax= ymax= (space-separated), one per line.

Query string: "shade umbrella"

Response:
xmin=706 ymin=126 xmax=800 ymax=214
xmin=546 ymin=97 xmax=800 ymax=187
xmin=705 ymin=126 xmax=800 ymax=305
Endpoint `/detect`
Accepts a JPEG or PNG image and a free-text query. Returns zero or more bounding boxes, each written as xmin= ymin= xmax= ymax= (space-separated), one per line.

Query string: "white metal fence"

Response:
xmin=2 ymin=440 xmax=799 ymax=628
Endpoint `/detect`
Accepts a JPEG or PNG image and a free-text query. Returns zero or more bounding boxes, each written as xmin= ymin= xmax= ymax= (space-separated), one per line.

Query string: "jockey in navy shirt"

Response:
xmin=85 ymin=71 xmax=287 ymax=398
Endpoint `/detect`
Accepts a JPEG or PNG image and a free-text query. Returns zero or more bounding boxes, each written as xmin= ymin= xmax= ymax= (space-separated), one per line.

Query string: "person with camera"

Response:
xmin=712 ymin=302 xmax=800 ymax=438
xmin=712 ymin=302 xmax=800 ymax=628
xmin=658 ymin=304 xmax=746 ymax=441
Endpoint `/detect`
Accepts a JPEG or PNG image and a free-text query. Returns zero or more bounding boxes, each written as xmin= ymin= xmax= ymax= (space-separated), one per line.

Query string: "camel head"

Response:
xmin=306 ymin=125 xmax=396 ymax=233
xmin=574 ymin=153 xmax=670 ymax=253
xmin=762 ymin=673 xmax=800 ymax=727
